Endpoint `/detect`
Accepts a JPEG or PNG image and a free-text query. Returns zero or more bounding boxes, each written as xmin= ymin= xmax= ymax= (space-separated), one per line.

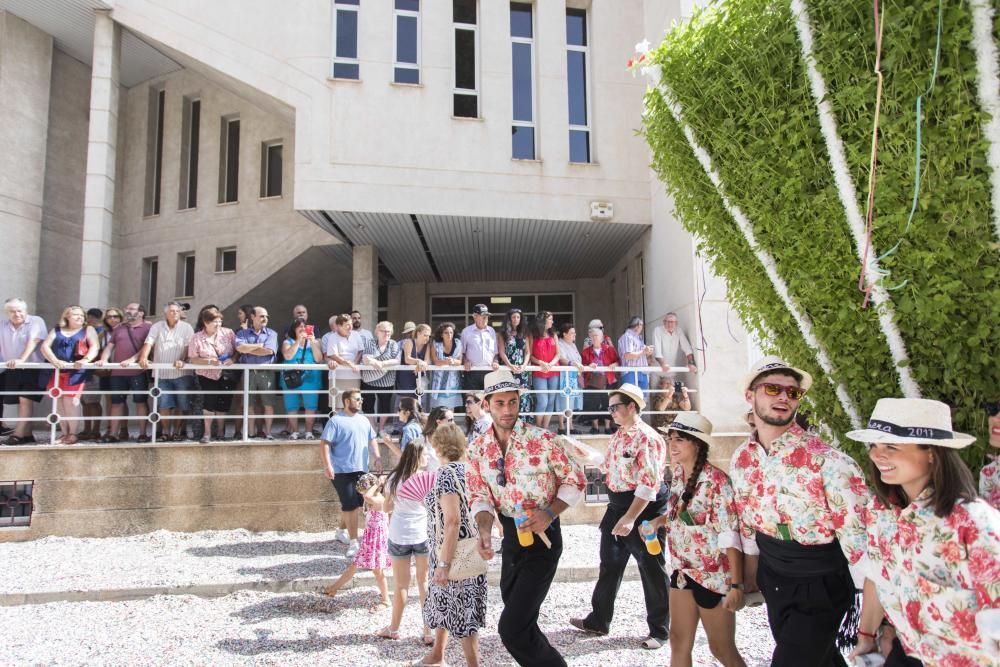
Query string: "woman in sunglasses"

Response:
xmin=982 ymin=398 xmax=1000 ymax=510
xmin=463 ymin=392 xmax=491 ymax=443
xmin=729 ymin=357 xmax=872 ymax=667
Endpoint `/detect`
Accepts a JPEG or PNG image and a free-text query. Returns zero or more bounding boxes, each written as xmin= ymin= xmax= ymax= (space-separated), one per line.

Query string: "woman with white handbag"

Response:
xmin=419 ymin=422 xmax=489 ymax=667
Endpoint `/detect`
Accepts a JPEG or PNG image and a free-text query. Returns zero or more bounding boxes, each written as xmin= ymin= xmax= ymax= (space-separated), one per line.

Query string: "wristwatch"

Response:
xmin=729 ymin=583 xmax=745 ymax=591
xmin=438 ymin=561 xmax=450 ymax=569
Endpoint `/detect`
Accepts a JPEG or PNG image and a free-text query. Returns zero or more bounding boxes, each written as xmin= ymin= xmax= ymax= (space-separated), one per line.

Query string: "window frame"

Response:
xmin=260 ymin=140 xmax=283 ymax=199
xmin=510 ymin=2 xmax=537 ymax=160
xmin=219 ymin=115 xmax=240 ymax=204
xmin=215 ymin=247 xmax=237 ymax=274
xmin=179 ymin=96 xmax=200 ymax=210
xmin=177 ymin=252 xmax=196 ymax=299
xmin=452 ymin=0 xmax=479 ymax=118
xmin=393 ymin=0 xmax=421 ymax=84
xmin=331 ymin=0 xmax=361 ymax=80
xmin=142 ymin=257 xmax=159 ymax=315
xmin=566 ymin=8 xmax=593 ymax=163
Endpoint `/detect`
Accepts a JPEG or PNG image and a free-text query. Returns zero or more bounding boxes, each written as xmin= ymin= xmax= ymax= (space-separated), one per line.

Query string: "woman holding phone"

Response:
xmin=280 ymin=318 xmax=323 ymax=439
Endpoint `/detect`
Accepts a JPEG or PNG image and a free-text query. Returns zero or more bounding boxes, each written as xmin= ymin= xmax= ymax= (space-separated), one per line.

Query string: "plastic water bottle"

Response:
xmin=514 ymin=504 xmax=534 ymax=547
xmin=639 ymin=520 xmax=661 ymax=555
xmin=854 ymin=654 xmax=885 ymax=667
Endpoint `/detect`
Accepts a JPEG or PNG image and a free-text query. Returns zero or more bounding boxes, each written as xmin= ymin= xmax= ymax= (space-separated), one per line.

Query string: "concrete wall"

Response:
xmin=0 ymin=12 xmax=52 ymax=310
xmin=112 ymin=66 xmax=333 ymax=314
xmin=37 ymin=51 xmax=92 ymax=326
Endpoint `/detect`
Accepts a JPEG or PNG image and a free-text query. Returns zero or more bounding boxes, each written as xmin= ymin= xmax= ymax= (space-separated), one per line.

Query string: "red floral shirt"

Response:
xmin=601 ymin=419 xmax=666 ymax=501
xmin=729 ymin=424 xmax=871 ymax=565
xmin=467 ymin=420 xmax=586 ymax=518
xmin=981 ymin=457 xmax=1000 ymax=511
xmin=666 ymin=463 xmax=742 ymax=594
xmin=863 ymin=491 xmax=1000 ymax=666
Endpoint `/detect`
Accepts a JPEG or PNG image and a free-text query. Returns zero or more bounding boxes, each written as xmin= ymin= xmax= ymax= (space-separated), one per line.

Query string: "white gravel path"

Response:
xmin=0 ymin=583 xmax=776 ymax=666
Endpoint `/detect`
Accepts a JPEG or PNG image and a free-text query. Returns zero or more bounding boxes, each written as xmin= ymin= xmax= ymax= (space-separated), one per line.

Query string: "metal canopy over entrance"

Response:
xmin=300 ymin=211 xmax=650 ymax=284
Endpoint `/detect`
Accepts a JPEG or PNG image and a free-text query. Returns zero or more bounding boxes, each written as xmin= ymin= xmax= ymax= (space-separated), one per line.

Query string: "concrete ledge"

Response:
xmin=0 ymin=564 xmax=638 ymax=607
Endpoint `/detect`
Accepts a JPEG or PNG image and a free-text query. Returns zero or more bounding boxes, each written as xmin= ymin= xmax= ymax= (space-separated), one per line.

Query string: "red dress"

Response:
xmin=531 ymin=335 xmax=558 ymax=379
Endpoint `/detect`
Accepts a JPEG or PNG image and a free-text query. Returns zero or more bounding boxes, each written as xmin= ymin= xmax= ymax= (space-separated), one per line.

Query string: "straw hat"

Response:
xmin=657 ymin=411 xmax=715 ymax=449
xmin=740 ymin=355 xmax=813 ymax=393
xmin=610 ymin=383 xmax=646 ymax=412
xmin=483 ymin=368 xmax=525 ymax=397
xmin=400 ymin=321 xmax=416 ymax=335
xmin=846 ymin=398 xmax=975 ymax=449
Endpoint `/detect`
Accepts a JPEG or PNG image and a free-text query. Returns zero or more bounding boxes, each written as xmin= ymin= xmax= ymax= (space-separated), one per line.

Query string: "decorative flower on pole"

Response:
xmin=627 ymin=39 xmax=656 ymax=79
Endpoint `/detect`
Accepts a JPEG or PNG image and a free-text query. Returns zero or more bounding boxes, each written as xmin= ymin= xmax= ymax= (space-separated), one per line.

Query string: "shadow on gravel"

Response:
xmin=231 ymin=592 xmax=348 ymax=624
xmin=236 ymin=557 xmax=349 ymax=580
xmin=187 ymin=539 xmax=341 ymax=559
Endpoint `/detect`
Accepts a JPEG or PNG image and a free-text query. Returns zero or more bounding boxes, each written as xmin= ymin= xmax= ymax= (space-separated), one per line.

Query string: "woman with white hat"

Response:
xmin=846 ymin=398 xmax=1000 ymax=667
xmin=650 ymin=412 xmax=747 ymax=667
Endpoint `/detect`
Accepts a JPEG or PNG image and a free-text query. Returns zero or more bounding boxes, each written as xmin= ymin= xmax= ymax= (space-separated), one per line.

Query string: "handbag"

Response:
xmin=435 ymin=466 xmax=488 ymax=581
xmin=73 ymin=336 xmax=89 ymax=361
xmin=282 ymin=345 xmax=307 ymax=389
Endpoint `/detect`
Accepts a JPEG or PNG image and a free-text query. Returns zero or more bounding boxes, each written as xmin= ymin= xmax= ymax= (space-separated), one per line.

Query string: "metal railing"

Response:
xmin=0 ymin=362 xmax=694 ymax=445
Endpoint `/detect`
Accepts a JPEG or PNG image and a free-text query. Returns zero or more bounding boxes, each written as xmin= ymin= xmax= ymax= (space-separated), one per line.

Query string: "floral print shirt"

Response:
xmin=187 ymin=328 xmax=236 ymax=380
xmin=467 ymin=420 xmax=586 ymax=518
xmin=601 ymin=419 xmax=666 ymax=501
xmin=729 ymin=424 xmax=871 ymax=564
xmin=666 ymin=463 xmax=742 ymax=594
xmin=864 ymin=491 xmax=1000 ymax=666
xmin=981 ymin=456 xmax=1000 ymax=511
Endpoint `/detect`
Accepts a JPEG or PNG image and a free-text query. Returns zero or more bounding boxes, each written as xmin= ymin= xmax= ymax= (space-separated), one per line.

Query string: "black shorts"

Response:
xmin=670 ymin=570 xmax=724 ymax=609
xmin=109 ymin=373 xmax=150 ymax=405
xmin=2 ymin=369 xmax=44 ymax=404
xmin=361 ymin=381 xmax=393 ymax=418
xmin=331 ymin=471 xmax=364 ymax=511
xmin=583 ymin=384 xmax=611 ymax=415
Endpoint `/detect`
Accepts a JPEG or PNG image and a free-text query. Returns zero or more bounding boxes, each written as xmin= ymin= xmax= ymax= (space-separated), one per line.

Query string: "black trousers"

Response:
xmin=583 ymin=489 xmax=669 ymax=639
xmin=757 ymin=555 xmax=852 ymax=667
xmin=885 ymin=638 xmax=923 ymax=667
xmin=497 ymin=514 xmax=566 ymax=667
xmin=462 ymin=370 xmax=489 ymax=393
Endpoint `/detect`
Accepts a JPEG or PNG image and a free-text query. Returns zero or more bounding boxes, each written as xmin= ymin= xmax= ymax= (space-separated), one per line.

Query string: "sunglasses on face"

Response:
xmin=984 ymin=402 xmax=1000 ymax=417
xmin=608 ymin=402 xmax=626 ymax=414
xmin=465 ymin=398 xmax=478 ymax=405
xmin=753 ymin=383 xmax=806 ymax=401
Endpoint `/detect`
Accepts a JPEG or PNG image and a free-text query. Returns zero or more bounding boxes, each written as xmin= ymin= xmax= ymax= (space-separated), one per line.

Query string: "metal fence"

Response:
xmin=0 ymin=362 xmax=695 ymax=445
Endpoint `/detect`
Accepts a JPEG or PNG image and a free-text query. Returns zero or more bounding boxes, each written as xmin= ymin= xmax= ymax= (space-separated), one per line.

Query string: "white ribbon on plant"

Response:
xmin=791 ymin=0 xmax=921 ymax=399
xmin=970 ymin=0 xmax=1000 ymax=245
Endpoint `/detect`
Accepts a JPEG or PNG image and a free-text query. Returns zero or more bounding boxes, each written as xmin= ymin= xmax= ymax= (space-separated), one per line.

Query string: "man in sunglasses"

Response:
xmin=980 ymin=399 xmax=1000 ymax=509
xmin=730 ymin=356 xmax=871 ymax=667
xmin=466 ymin=368 xmax=586 ymax=667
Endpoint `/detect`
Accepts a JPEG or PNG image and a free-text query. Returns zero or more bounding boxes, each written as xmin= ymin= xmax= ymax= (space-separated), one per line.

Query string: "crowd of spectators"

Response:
xmin=0 ymin=297 xmax=697 ymax=445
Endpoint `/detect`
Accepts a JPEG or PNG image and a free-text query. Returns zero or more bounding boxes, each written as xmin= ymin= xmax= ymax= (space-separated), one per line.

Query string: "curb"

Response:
xmin=0 ymin=564 xmax=639 ymax=607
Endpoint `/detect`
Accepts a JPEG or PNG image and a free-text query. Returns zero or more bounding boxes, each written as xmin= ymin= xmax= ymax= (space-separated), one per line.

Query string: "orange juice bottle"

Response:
xmin=640 ymin=520 xmax=661 ymax=555
xmin=515 ymin=504 xmax=534 ymax=547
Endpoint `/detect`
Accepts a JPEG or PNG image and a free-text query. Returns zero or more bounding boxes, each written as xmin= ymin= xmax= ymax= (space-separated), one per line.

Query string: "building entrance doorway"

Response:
xmin=430 ymin=293 xmax=575 ymax=331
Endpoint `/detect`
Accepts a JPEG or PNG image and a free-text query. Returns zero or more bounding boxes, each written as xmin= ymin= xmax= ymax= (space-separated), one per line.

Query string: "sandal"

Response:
xmin=641 ymin=637 xmax=665 ymax=650
xmin=100 ymin=435 xmax=119 ymax=443
xmin=422 ymin=628 xmax=434 ymax=646
xmin=62 ymin=435 xmax=78 ymax=445
xmin=375 ymin=626 xmax=400 ymax=640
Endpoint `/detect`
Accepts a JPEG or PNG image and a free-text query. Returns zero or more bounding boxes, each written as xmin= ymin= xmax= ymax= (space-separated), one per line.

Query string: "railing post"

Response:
xmin=242 ymin=368 xmax=250 ymax=442
xmin=151 ymin=367 xmax=159 ymax=445
xmin=50 ymin=367 xmax=60 ymax=444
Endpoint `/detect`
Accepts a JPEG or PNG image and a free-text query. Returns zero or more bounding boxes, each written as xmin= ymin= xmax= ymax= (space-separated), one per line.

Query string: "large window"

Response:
xmin=219 ymin=115 xmax=240 ymax=204
xmin=332 ymin=0 xmax=360 ymax=80
xmin=179 ymin=96 xmax=200 ymax=209
xmin=177 ymin=252 xmax=196 ymax=299
xmin=510 ymin=3 xmax=536 ymax=159
xmin=143 ymin=87 xmax=165 ymax=216
xmin=394 ymin=0 xmax=420 ymax=84
xmin=260 ymin=140 xmax=283 ymax=198
xmin=453 ymin=0 xmax=478 ymax=118
xmin=566 ymin=8 xmax=591 ymax=163
xmin=142 ymin=257 xmax=158 ymax=314
xmin=215 ymin=247 xmax=237 ymax=273
xmin=430 ymin=293 xmax=575 ymax=333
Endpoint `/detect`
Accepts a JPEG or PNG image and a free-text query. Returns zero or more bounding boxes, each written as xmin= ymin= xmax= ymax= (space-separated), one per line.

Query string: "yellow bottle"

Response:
xmin=515 ymin=504 xmax=534 ymax=547
xmin=640 ymin=520 xmax=661 ymax=555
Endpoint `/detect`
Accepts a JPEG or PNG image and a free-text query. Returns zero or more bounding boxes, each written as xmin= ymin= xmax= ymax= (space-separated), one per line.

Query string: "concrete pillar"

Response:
xmin=0 ymin=12 xmax=53 ymax=308
xmin=78 ymin=10 xmax=121 ymax=308
xmin=352 ymin=245 xmax=378 ymax=328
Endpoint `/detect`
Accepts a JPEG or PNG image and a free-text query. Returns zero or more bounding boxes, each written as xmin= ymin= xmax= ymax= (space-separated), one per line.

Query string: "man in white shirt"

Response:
xmin=652 ymin=312 xmax=697 ymax=384
xmin=326 ymin=313 xmax=364 ymax=392
xmin=138 ymin=301 xmax=195 ymax=440
xmin=350 ymin=310 xmax=374 ymax=347
xmin=460 ymin=303 xmax=499 ymax=391
xmin=0 ymin=298 xmax=48 ymax=445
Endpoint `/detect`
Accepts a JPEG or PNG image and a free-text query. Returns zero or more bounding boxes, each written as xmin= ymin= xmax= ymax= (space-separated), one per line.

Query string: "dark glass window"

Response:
xmin=265 ymin=144 xmax=282 ymax=197
xmin=222 ymin=119 xmax=239 ymax=203
xmin=512 ymin=126 xmax=535 ymax=160
xmin=569 ymin=130 xmax=590 ymax=164
xmin=396 ymin=0 xmax=419 ymax=10
xmin=336 ymin=9 xmax=358 ymax=59
xmin=335 ymin=0 xmax=359 ymax=4
xmin=454 ymin=94 xmax=478 ymax=118
xmin=512 ymin=42 xmax=533 ymax=122
xmin=567 ymin=51 xmax=588 ymax=127
xmin=433 ymin=296 xmax=466 ymax=314
xmin=566 ymin=8 xmax=587 ymax=46
xmin=455 ymin=29 xmax=476 ymax=89
xmin=453 ymin=0 xmax=476 ymax=24
xmin=396 ymin=15 xmax=418 ymax=64
xmin=186 ymin=99 xmax=200 ymax=207
xmin=538 ymin=294 xmax=574 ymax=312
xmin=395 ymin=68 xmax=420 ymax=84
xmin=510 ymin=2 xmax=533 ymax=38
xmin=333 ymin=62 xmax=360 ymax=79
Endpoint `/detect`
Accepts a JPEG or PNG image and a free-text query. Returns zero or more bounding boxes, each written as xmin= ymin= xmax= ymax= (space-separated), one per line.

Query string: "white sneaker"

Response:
xmin=289 ymin=431 xmax=300 ymax=440
xmin=335 ymin=528 xmax=350 ymax=545
xmin=346 ymin=540 xmax=359 ymax=558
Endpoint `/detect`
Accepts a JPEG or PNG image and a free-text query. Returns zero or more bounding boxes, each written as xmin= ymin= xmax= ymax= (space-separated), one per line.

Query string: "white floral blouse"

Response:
xmin=601 ymin=420 xmax=666 ymax=501
xmin=666 ymin=462 xmax=742 ymax=594
xmin=729 ymin=424 xmax=871 ymax=564
xmin=981 ymin=456 xmax=1000 ymax=511
xmin=467 ymin=419 xmax=586 ymax=518
xmin=864 ymin=490 xmax=1000 ymax=666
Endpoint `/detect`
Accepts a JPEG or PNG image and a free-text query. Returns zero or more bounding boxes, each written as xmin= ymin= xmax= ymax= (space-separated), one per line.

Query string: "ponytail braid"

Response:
xmin=679 ymin=437 xmax=709 ymax=514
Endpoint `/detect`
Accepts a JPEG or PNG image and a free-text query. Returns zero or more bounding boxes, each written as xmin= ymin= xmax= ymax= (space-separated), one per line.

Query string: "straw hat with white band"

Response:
xmin=740 ymin=355 xmax=814 ymax=393
xmin=483 ymin=368 xmax=526 ymax=397
xmin=610 ymin=383 xmax=646 ymax=412
xmin=846 ymin=398 xmax=975 ymax=449
xmin=657 ymin=412 xmax=715 ymax=449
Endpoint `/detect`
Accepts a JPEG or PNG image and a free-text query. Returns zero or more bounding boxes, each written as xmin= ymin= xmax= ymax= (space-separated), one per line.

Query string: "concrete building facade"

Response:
xmin=0 ymin=0 xmax=752 ymax=433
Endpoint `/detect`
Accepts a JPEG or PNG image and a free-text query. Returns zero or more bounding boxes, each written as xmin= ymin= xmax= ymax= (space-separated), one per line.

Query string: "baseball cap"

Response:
xmin=472 ymin=304 xmax=490 ymax=316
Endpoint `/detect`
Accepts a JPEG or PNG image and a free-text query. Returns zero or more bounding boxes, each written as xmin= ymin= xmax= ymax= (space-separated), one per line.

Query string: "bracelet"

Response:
xmin=542 ymin=507 xmax=556 ymax=521
xmin=437 ymin=561 xmax=450 ymax=569
xmin=857 ymin=630 xmax=877 ymax=640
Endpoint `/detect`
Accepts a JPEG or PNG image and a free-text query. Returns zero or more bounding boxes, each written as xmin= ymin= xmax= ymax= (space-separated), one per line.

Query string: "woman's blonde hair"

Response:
xmin=431 ymin=422 xmax=467 ymax=462
xmin=59 ymin=305 xmax=86 ymax=328
xmin=414 ymin=323 xmax=432 ymax=337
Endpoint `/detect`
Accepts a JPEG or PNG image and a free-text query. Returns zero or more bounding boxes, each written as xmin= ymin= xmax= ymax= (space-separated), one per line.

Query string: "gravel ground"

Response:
xmin=0 ymin=525 xmax=610 ymax=595
xmin=0 ymin=583 xmax=776 ymax=666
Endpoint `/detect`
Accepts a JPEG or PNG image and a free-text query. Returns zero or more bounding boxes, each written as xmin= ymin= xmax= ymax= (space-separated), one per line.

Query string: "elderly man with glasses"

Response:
xmin=0 ymin=298 xmax=48 ymax=445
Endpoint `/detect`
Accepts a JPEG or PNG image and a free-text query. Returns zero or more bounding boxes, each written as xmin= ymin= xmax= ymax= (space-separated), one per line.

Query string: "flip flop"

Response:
xmin=641 ymin=637 xmax=665 ymax=650
xmin=375 ymin=626 xmax=399 ymax=640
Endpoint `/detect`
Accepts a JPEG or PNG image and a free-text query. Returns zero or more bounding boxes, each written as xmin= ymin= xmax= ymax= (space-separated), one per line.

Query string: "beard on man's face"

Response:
xmin=754 ymin=400 xmax=796 ymax=427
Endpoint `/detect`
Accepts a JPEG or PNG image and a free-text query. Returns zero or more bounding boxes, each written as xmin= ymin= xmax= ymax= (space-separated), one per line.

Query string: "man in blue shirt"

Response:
xmin=235 ymin=306 xmax=279 ymax=439
xmin=320 ymin=388 xmax=382 ymax=557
